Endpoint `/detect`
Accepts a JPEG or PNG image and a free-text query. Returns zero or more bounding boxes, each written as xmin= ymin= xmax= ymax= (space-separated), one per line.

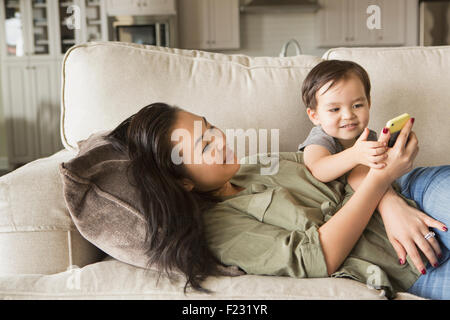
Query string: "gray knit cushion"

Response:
xmin=59 ymin=131 xmax=151 ymax=269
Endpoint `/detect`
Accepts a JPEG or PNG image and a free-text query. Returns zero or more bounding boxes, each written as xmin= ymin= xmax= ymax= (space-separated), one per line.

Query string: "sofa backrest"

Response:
xmin=323 ymin=46 xmax=450 ymax=166
xmin=61 ymin=42 xmax=450 ymax=167
xmin=61 ymin=41 xmax=322 ymax=157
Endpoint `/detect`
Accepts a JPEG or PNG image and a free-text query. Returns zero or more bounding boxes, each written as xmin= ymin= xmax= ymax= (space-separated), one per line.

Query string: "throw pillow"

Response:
xmin=59 ymin=130 xmax=244 ymax=277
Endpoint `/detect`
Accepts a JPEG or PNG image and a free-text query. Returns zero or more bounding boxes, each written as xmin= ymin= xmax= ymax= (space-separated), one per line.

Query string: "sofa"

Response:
xmin=1 ymin=41 xmax=449 ymax=300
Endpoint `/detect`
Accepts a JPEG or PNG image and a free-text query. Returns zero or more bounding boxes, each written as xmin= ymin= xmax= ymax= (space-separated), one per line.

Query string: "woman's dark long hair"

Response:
xmin=104 ymin=102 xmax=224 ymax=293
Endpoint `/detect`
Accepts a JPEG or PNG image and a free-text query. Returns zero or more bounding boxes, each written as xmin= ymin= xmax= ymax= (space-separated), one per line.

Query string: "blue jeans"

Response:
xmin=395 ymin=166 xmax=450 ymax=300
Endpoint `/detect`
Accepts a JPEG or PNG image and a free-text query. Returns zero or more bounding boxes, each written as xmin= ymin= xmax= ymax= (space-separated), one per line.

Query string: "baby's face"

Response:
xmin=307 ymin=74 xmax=370 ymax=146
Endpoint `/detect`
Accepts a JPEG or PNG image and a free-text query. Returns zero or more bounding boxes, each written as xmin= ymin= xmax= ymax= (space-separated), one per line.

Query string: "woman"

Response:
xmin=105 ymin=102 xmax=449 ymax=299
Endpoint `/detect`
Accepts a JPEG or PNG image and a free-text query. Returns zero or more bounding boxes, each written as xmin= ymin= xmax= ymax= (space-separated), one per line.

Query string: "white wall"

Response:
xmin=212 ymin=0 xmax=418 ymax=57
xmin=216 ymin=11 xmax=329 ymax=58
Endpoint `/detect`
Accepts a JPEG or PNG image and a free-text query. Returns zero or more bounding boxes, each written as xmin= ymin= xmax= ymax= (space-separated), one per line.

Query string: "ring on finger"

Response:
xmin=424 ymin=231 xmax=436 ymax=240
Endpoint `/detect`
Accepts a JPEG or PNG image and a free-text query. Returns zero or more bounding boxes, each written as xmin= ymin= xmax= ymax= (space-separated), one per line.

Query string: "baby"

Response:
xmin=298 ymin=60 xmax=388 ymax=182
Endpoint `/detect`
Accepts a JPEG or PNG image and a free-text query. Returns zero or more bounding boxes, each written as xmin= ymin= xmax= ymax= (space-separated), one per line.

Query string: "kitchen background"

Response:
xmin=0 ymin=0 xmax=448 ymax=173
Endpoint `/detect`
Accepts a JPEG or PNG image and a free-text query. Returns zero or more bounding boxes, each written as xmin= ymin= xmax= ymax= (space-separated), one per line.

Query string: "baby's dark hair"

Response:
xmin=301 ymin=60 xmax=371 ymax=110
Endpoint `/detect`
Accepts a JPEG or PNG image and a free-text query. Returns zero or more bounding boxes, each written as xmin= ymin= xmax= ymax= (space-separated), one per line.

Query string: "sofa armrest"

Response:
xmin=0 ymin=149 xmax=104 ymax=274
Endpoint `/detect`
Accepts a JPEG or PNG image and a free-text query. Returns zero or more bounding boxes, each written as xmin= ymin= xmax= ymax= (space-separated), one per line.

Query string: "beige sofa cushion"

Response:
xmin=0 ymin=149 xmax=104 ymax=274
xmin=61 ymin=42 xmax=323 ymax=155
xmin=0 ymin=256 xmax=424 ymax=300
xmin=322 ymin=46 xmax=450 ymax=167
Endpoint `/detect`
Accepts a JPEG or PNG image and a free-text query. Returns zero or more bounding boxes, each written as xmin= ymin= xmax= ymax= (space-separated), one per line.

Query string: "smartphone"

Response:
xmin=386 ymin=113 xmax=411 ymax=147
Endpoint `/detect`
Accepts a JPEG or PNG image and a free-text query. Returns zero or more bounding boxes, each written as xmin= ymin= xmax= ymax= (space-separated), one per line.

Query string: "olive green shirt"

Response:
xmin=203 ymin=152 xmax=422 ymax=299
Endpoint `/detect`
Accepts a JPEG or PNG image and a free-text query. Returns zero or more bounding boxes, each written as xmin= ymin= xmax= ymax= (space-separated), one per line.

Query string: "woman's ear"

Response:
xmin=181 ymin=178 xmax=195 ymax=191
xmin=306 ymin=108 xmax=320 ymax=126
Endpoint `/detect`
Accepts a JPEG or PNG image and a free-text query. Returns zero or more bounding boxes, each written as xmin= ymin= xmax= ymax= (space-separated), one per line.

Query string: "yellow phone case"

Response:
xmin=386 ymin=113 xmax=411 ymax=147
xmin=386 ymin=113 xmax=411 ymax=134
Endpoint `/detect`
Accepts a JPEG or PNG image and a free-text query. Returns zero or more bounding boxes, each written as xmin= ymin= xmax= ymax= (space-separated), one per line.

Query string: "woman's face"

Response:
xmin=170 ymin=111 xmax=240 ymax=192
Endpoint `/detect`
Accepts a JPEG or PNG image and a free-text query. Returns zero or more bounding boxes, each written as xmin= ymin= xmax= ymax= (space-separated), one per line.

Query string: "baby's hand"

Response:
xmin=352 ymin=128 xmax=388 ymax=169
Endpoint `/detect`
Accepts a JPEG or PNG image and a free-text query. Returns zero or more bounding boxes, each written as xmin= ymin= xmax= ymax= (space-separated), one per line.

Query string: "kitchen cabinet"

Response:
xmin=371 ymin=0 xmax=406 ymax=45
xmin=178 ymin=0 xmax=240 ymax=50
xmin=1 ymin=0 xmax=107 ymax=58
xmin=1 ymin=61 xmax=37 ymax=164
xmin=317 ymin=0 xmax=406 ymax=47
xmin=0 ymin=0 xmax=108 ymax=166
xmin=0 ymin=0 xmax=53 ymax=59
xmin=105 ymin=0 xmax=176 ymax=16
xmin=1 ymin=59 xmax=60 ymax=164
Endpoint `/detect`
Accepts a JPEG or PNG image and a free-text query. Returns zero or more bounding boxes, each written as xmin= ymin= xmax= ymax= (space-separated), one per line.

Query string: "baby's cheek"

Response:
xmin=323 ymin=121 xmax=339 ymax=133
xmin=361 ymin=116 xmax=370 ymax=127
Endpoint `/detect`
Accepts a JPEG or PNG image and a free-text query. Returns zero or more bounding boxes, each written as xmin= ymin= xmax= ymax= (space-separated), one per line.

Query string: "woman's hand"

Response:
xmin=371 ymin=118 xmax=418 ymax=183
xmin=378 ymin=191 xmax=446 ymax=274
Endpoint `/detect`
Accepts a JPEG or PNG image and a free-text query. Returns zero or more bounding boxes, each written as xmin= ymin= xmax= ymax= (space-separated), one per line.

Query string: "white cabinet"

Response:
xmin=106 ymin=0 xmax=176 ymax=16
xmin=317 ymin=0 xmax=406 ymax=47
xmin=316 ymin=0 xmax=348 ymax=46
xmin=1 ymin=61 xmax=37 ymax=163
xmin=372 ymin=0 xmax=406 ymax=45
xmin=0 ymin=0 xmax=53 ymax=58
xmin=178 ymin=0 xmax=240 ymax=50
xmin=178 ymin=0 xmax=209 ymax=49
xmin=350 ymin=0 xmax=376 ymax=45
xmin=0 ymin=0 xmax=108 ymax=166
xmin=0 ymin=0 xmax=107 ymax=58
xmin=1 ymin=59 xmax=61 ymax=164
